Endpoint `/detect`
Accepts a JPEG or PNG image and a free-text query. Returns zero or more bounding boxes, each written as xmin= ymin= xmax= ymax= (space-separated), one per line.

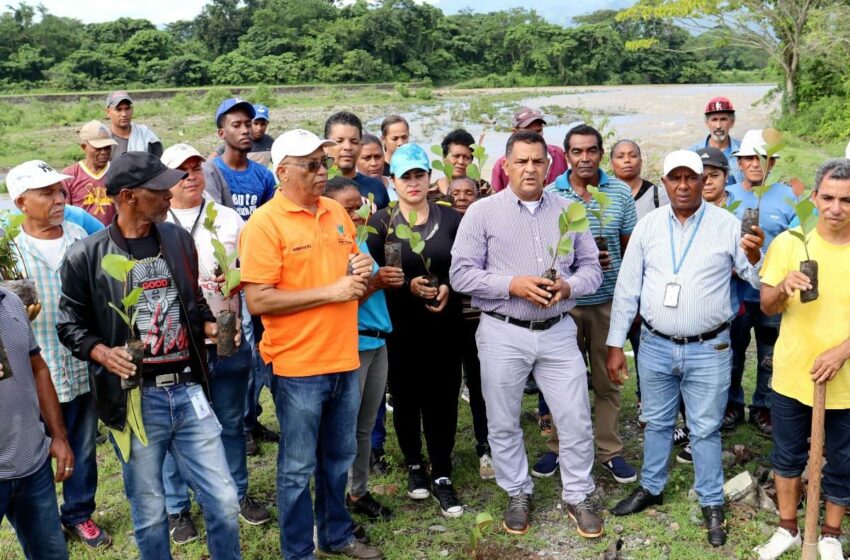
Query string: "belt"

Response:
xmin=358 ymin=330 xmax=388 ymax=340
xmin=484 ymin=311 xmax=566 ymax=332
xmin=641 ymin=317 xmax=730 ymax=345
xmin=142 ymin=370 xmax=197 ymax=388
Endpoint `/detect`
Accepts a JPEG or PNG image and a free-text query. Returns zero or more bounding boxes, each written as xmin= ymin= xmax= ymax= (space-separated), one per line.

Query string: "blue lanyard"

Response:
xmin=668 ymin=206 xmax=706 ymax=276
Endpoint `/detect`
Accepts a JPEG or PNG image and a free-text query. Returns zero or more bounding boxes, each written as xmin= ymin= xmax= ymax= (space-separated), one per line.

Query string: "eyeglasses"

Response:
xmin=285 ymin=156 xmax=335 ymax=173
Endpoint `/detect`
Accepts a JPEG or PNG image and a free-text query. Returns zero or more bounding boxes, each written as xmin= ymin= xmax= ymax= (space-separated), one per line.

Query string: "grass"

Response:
xmin=5 ymin=346 xmax=840 ymax=560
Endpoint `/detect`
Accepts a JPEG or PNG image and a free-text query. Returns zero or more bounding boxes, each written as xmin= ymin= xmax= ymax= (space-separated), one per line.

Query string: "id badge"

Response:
xmin=663 ymin=282 xmax=681 ymax=308
xmin=187 ymin=385 xmax=212 ymax=420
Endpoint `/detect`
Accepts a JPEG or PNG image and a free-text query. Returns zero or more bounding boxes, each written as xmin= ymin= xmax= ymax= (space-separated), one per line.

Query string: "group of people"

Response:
xmin=0 ymin=90 xmax=848 ymax=560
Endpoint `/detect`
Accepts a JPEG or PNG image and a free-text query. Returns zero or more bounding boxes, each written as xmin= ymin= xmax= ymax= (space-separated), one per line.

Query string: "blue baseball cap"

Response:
xmin=253 ymin=104 xmax=270 ymax=122
xmin=390 ymin=143 xmax=431 ymax=177
xmin=215 ymin=98 xmax=255 ymax=128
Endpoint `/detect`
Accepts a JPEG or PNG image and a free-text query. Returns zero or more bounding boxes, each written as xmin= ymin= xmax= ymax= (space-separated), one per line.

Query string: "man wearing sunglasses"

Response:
xmin=240 ymin=129 xmax=382 ymax=560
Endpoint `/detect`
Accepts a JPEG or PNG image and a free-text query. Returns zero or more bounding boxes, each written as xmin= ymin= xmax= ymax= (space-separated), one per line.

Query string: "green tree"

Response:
xmin=120 ymin=29 xmax=179 ymax=64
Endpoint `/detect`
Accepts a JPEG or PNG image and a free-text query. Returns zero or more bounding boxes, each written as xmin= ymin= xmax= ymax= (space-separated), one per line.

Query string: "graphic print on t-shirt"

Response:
xmin=130 ymin=256 xmax=189 ymax=366
xmin=81 ymin=182 xmax=113 ymax=218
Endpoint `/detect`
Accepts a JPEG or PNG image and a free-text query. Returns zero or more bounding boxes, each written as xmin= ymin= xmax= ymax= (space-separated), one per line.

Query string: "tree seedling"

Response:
xmin=381 ymin=200 xmax=404 ymax=268
xmin=101 ymin=253 xmax=144 ymax=389
xmin=542 ymin=203 xmax=590 ymax=285
xmin=586 ymin=185 xmax=613 ymax=253
xmin=394 ymin=210 xmax=438 ymax=306
xmin=0 ymin=211 xmax=39 ymax=311
xmin=741 ymin=128 xmax=785 ymax=237
xmin=203 ymin=203 xmax=241 ymax=356
xmin=786 ymin=197 xmax=819 ymax=303
xmin=469 ymin=512 xmax=494 ymax=557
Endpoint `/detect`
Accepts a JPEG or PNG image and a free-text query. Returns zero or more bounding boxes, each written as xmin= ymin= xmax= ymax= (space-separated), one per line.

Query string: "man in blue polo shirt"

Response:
xmin=722 ymin=129 xmax=797 ymax=437
xmin=688 ymin=97 xmax=743 ymax=185
xmin=537 ymin=124 xmax=638 ymax=485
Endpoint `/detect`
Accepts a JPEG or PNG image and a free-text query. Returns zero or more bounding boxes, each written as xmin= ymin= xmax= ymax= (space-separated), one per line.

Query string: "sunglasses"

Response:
xmin=286 ymin=156 xmax=335 ymax=173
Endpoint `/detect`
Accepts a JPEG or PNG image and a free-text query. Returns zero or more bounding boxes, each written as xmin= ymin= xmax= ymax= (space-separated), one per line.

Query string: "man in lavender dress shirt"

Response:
xmin=450 ymin=130 xmax=603 ymax=538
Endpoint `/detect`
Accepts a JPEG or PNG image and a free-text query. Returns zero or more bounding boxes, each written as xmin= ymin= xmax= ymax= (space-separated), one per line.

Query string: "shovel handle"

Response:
xmin=801 ymin=382 xmax=827 ymax=560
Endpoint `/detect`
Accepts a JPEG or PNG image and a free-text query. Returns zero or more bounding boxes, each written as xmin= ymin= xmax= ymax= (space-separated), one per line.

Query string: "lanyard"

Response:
xmin=169 ymin=200 xmax=206 ymax=238
xmin=668 ymin=206 xmax=706 ymax=276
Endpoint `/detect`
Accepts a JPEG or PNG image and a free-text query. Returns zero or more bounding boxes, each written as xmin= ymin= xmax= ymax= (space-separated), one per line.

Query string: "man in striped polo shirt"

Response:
xmin=606 ymin=150 xmax=764 ymax=547
xmin=535 ymin=124 xmax=638 ymax=485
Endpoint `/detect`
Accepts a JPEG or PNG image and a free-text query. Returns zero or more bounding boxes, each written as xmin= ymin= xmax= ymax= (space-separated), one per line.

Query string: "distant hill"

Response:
xmin=431 ymin=0 xmax=634 ymax=26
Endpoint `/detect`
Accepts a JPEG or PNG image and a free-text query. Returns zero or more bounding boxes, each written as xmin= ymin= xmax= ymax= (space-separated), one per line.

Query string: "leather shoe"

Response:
xmin=610 ymin=486 xmax=663 ymax=516
xmin=702 ymin=505 xmax=726 ymax=547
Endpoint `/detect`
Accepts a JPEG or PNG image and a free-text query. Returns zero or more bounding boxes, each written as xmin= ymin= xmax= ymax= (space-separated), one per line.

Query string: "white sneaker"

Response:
xmin=479 ymin=454 xmax=496 ymax=480
xmin=818 ymin=535 xmax=844 ymax=560
xmin=753 ymin=527 xmax=801 ymax=560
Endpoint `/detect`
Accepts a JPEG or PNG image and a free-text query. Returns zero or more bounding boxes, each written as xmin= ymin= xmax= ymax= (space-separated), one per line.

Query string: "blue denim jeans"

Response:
xmin=59 ymin=391 xmax=99 ymax=527
xmin=114 ymin=382 xmax=241 ymax=560
xmin=729 ymin=301 xmax=779 ymax=410
xmin=0 ymin=458 xmax=68 ymax=560
xmin=638 ymin=326 xmax=731 ymax=506
xmin=271 ymin=371 xmax=359 ymax=560
xmin=771 ymin=392 xmax=850 ymax=506
xmin=164 ymin=344 xmax=251 ymax=513
xmin=244 ymin=347 xmax=273 ymax=433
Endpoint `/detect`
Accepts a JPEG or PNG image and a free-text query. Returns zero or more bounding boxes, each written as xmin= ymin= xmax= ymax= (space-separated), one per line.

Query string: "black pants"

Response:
xmin=461 ymin=318 xmax=489 ymax=456
xmin=387 ymin=329 xmax=462 ymax=479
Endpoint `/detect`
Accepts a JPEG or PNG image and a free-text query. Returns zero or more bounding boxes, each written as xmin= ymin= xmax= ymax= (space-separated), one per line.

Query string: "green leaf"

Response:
xmin=425 ymin=257 xmax=431 ymax=271
xmin=408 ymin=211 xmax=418 ymax=225
xmin=101 ymin=254 xmax=136 ymax=283
xmin=475 ymin=512 xmax=494 ymax=531
xmin=410 ymin=232 xmax=422 ymax=246
xmin=366 ymin=226 xmax=378 ymax=235
xmin=203 ymin=202 xmax=219 ymax=234
xmin=566 ymin=202 xmax=587 ymax=221
xmin=411 ymin=240 xmax=425 ymax=254
xmin=123 ymin=286 xmax=143 ymax=309
xmin=431 ymin=159 xmax=445 ymax=173
xmin=223 ymin=268 xmax=241 ymax=297
xmin=556 ymin=236 xmax=574 ymax=256
xmin=129 ymin=308 xmax=139 ymax=329
xmin=430 ymin=144 xmax=443 ymax=156
xmin=394 ymin=224 xmax=412 ymax=240
xmin=467 ymin=164 xmax=480 ymax=180
xmin=470 ymin=527 xmax=481 ymax=551
xmin=787 ymin=230 xmax=807 ymax=244
xmin=568 ymin=217 xmax=590 ymax=233
xmin=107 ymin=301 xmax=132 ymax=326
xmin=753 ymin=184 xmax=772 ymax=199
xmin=558 ymin=210 xmax=569 ymax=236
xmin=725 ymin=200 xmax=742 ymax=214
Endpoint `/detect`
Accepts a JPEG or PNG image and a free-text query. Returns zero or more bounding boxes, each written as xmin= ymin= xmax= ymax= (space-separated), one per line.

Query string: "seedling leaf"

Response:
xmin=395 ymin=224 xmax=412 ymax=240
xmin=101 ymin=254 xmax=136 ymax=283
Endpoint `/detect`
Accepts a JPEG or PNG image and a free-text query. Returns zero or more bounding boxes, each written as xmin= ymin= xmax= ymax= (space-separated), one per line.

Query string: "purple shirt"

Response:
xmin=450 ymin=187 xmax=602 ymax=321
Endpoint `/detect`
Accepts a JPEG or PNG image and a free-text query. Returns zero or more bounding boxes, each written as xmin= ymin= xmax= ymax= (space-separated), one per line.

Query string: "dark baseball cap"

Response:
xmin=215 ymin=98 xmax=256 ymax=128
xmin=106 ymin=90 xmax=133 ymax=108
xmin=695 ymin=147 xmax=729 ymax=171
xmin=104 ymin=152 xmax=187 ymax=196
xmin=512 ymin=106 xmax=547 ymax=129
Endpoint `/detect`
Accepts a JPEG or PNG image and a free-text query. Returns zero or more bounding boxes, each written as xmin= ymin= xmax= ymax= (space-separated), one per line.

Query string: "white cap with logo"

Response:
xmin=271 ymin=129 xmax=337 ymax=168
xmin=161 ymin=143 xmax=206 ymax=169
xmin=663 ymin=150 xmax=704 ymax=177
xmin=6 ymin=160 xmax=72 ymax=200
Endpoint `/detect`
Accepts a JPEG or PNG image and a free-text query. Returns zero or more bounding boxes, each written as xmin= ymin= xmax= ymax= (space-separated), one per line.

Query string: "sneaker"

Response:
xmin=721 ymin=406 xmax=745 ymax=431
xmin=239 ymin=496 xmax=272 ymax=525
xmin=407 ymin=464 xmax=430 ymax=500
xmin=64 ymin=518 xmax=112 ymax=549
xmin=168 ymin=511 xmax=200 ymax=545
xmin=538 ymin=414 xmax=553 ymax=437
xmin=317 ymin=539 xmax=383 ymax=559
xmin=252 ymin=423 xmax=280 ymax=443
xmin=246 ymin=432 xmax=259 ymax=456
xmin=503 ymin=492 xmax=532 ymax=535
xmin=817 ymin=535 xmax=844 ymax=560
xmin=460 ymin=384 xmax=470 ymax=403
xmin=565 ymin=499 xmax=604 ymax=538
xmin=531 ymin=451 xmax=559 ymax=478
xmin=676 ymin=445 xmax=693 ymax=464
xmin=750 ymin=407 xmax=773 ymax=438
xmin=432 ymin=478 xmax=464 ymax=518
xmin=370 ymin=448 xmax=389 ymax=476
xmin=479 ymin=454 xmax=496 ymax=480
xmin=672 ymin=426 xmax=689 ymax=447
xmin=385 ymin=393 xmax=394 ymax=413
xmin=600 ymin=456 xmax=637 ymax=484
xmin=346 ymin=492 xmax=392 ymax=520
xmin=753 ymin=527 xmax=801 ymax=560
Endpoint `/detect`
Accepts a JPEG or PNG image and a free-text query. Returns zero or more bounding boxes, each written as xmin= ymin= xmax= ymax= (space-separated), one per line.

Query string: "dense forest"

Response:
xmin=0 ymin=0 xmax=765 ymax=91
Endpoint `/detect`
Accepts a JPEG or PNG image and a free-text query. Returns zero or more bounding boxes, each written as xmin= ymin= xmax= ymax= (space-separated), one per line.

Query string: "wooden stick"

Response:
xmin=802 ymin=382 xmax=827 ymax=560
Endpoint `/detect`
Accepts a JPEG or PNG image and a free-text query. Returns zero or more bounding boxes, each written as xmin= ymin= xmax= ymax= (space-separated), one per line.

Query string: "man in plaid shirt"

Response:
xmin=6 ymin=160 xmax=111 ymax=549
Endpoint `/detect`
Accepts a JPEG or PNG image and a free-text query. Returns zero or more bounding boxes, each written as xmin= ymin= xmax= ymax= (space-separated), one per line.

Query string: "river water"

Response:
xmin=0 ymin=83 xmax=775 ymax=210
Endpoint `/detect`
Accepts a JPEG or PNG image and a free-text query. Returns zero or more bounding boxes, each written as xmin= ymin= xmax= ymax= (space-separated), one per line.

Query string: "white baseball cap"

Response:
xmin=6 ymin=160 xmax=72 ymax=200
xmin=663 ymin=150 xmax=704 ymax=177
xmin=732 ymin=129 xmax=781 ymax=158
xmin=271 ymin=129 xmax=336 ymax=168
xmin=161 ymin=143 xmax=206 ymax=169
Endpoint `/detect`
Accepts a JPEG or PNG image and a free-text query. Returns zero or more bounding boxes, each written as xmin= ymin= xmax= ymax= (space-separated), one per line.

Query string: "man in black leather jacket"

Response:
xmin=57 ymin=152 xmax=242 ymax=560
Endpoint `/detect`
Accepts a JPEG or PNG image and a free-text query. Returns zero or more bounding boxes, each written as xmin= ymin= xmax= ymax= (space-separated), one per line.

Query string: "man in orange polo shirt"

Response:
xmin=240 ymin=129 xmax=381 ymax=560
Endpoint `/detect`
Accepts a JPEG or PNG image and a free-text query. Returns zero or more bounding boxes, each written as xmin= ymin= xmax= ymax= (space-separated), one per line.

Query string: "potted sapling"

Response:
xmin=349 ymin=194 xmax=379 ymax=275
xmin=586 ymin=185 xmax=613 ymax=254
xmin=203 ymin=204 xmax=241 ymax=357
xmin=0 ymin=211 xmax=40 ymax=312
xmin=741 ymin=128 xmax=784 ymax=237
xmin=786 ymin=197 xmax=820 ymax=303
xmin=542 ymin=202 xmax=590 ymax=285
xmin=381 ymin=200 xmax=404 ymax=268
xmin=394 ymin=210 xmax=438 ymax=307
xmin=101 ymin=253 xmax=144 ymax=389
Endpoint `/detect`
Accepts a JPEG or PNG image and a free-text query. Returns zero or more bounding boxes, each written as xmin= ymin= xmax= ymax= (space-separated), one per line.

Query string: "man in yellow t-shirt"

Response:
xmin=240 ymin=129 xmax=381 ymax=560
xmin=754 ymin=158 xmax=850 ymax=560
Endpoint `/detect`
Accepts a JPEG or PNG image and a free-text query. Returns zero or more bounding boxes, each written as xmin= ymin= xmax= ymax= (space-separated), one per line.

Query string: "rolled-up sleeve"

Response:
xmin=450 ymin=205 xmax=513 ymax=300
